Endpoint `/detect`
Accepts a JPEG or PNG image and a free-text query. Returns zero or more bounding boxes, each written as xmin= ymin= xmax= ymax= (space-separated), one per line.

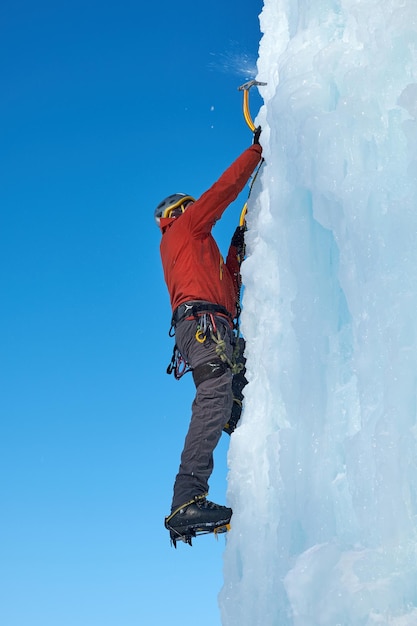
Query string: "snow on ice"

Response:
xmin=220 ymin=1 xmax=417 ymax=624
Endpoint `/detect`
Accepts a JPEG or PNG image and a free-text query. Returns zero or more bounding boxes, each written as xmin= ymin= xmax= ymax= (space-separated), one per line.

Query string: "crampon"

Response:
xmin=166 ymin=521 xmax=231 ymax=548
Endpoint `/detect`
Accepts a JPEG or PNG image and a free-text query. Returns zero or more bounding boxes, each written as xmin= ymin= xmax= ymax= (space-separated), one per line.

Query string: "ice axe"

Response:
xmin=237 ymin=81 xmax=266 ymax=234
xmin=238 ymin=80 xmax=267 ymax=132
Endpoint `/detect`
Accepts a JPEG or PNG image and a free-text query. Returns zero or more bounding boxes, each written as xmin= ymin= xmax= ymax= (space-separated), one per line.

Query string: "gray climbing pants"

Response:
xmin=171 ymin=315 xmax=234 ymax=511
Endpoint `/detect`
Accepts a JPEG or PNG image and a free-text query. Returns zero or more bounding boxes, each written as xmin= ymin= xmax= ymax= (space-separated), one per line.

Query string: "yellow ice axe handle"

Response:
xmin=243 ymin=90 xmax=255 ymax=132
xmin=239 ymin=203 xmax=247 ymax=227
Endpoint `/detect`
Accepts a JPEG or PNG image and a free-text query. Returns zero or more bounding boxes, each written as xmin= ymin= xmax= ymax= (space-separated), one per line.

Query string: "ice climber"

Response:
xmin=155 ymin=128 xmax=262 ymax=544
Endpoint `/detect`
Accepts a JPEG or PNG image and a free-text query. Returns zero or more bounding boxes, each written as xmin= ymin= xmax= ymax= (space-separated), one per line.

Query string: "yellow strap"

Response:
xmin=165 ymin=493 xmax=209 ymax=524
xmin=213 ymin=523 xmax=231 ymax=539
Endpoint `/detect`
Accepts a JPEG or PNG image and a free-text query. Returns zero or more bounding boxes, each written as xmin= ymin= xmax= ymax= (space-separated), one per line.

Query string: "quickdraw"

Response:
xmin=194 ymin=312 xmax=216 ymax=343
xmin=166 ymin=344 xmax=191 ymax=380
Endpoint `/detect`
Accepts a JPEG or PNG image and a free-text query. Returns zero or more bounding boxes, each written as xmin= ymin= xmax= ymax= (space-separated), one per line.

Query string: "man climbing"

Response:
xmin=155 ymin=128 xmax=262 ymax=545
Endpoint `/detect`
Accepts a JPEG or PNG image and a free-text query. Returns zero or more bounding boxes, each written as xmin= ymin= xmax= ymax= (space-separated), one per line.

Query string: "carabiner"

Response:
xmin=196 ymin=328 xmax=206 ymax=343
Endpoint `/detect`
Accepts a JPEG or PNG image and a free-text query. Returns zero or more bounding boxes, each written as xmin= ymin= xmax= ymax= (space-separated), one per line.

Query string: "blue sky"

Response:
xmin=1 ymin=1 xmax=263 ymax=624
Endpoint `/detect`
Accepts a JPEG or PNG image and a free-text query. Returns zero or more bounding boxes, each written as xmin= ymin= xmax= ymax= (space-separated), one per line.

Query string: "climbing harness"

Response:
xmin=166 ymin=305 xmax=243 ymax=384
xmin=170 ymin=301 xmax=233 ymax=329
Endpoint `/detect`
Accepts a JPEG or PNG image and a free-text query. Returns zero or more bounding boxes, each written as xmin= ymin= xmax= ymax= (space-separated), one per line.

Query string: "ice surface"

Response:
xmin=220 ymin=1 xmax=417 ymax=624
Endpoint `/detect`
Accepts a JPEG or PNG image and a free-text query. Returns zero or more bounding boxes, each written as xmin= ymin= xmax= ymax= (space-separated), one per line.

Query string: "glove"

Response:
xmin=253 ymin=125 xmax=262 ymax=145
xmin=231 ymin=226 xmax=245 ymax=249
xmin=231 ymin=226 xmax=246 ymax=262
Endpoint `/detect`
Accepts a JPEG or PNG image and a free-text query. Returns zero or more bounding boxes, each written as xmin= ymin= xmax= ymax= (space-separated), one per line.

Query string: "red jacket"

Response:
xmin=159 ymin=144 xmax=263 ymax=316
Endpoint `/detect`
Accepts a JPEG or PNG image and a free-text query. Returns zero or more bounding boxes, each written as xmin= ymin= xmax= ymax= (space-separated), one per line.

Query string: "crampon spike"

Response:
xmin=213 ymin=523 xmax=231 ymax=539
xmin=167 ymin=523 xmax=231 ymax=547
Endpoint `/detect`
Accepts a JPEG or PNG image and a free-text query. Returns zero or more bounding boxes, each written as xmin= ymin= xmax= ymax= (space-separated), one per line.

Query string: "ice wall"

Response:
xmin=220 ymin=1 xmax=417 ymax=624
